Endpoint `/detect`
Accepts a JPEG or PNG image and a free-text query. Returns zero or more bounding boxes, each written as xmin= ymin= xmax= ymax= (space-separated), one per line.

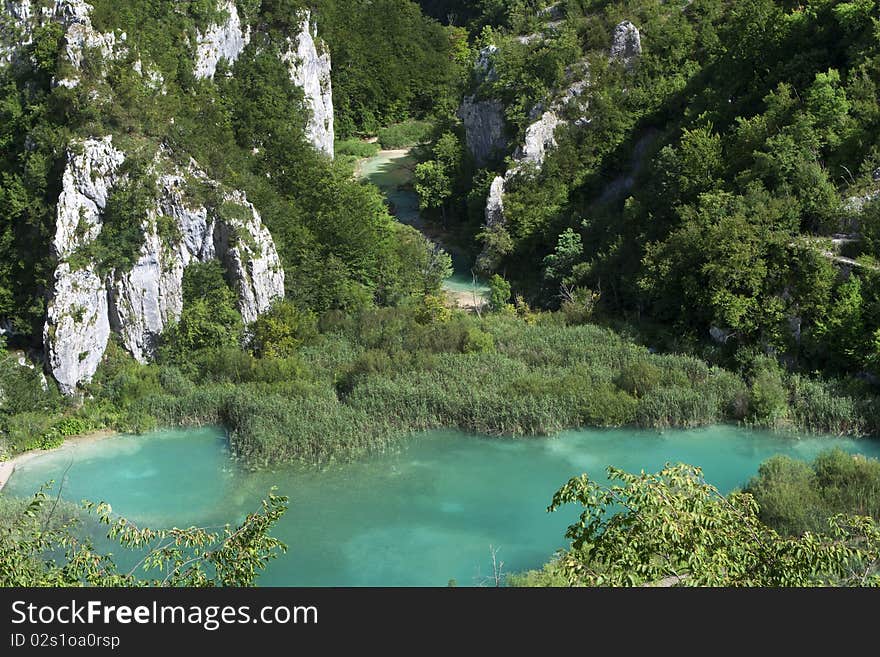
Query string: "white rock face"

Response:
xmin=485 ymin=176 xmax=505 ymax=227
xmin=514 ymin=111 xmax=560 ymax=166
xmin=194 ymin=0 xmax=250 ymax=79
xmin=45 ymin=137 xmax=122 ymax=393
xmin=610 ymin=21 xmax=641 ymax=68
xmin=1 ymin=0 xmax=124 ymax=85
xmin=44 ymin=264 xmax=110 ymax=394
xmin=1 ymin=0 xmax=35 ymax=65
xmin=108 ymin=166 xmax=285 ymax=363
xmin=459 ymin=96 xmax=508 ymax=167
xmin=2 ymin=0 xmax=121 ymax=78
xmin=53 ymin=136 xmax=124 ymax=258
xmin=45 ymin=139 xmax=285 ymax=391
xmin=1 ymin=1 xmax=33 ymax=65
xmin=282 ymin=11 xmax=334 ymax=157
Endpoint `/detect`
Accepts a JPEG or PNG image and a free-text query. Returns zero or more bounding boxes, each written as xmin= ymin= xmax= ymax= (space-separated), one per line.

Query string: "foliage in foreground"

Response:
xmin=746 ymin=448 xmax=880 ymax=537
xmin=512 ymin=463 xmax=880 ymax=587
xmin=0 ymin=484 xmax=287 ymax=587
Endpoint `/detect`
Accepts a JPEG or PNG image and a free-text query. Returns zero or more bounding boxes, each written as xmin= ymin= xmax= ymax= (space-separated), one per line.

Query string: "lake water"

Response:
xmin=5 ymin=426 xmax=880 ymax=586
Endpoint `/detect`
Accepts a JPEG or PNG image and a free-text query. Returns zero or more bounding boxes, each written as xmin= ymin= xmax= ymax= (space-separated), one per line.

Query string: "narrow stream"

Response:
xmin=359 ymin=149 xmax=490 ymax=301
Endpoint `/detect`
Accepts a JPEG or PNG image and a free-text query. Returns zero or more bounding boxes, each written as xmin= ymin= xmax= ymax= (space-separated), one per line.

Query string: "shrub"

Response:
xmin=377 ymin=120 xmax=433 ymax=149
xmin=747 ymin=449 xmax=880 ymax=536
xmin=3 ymin=412 xmax=56 ymax=453
xmin=749 ymin=366 xmax=790 ymax=426
xmin=614 ymin=361 xmax=663 ymax=398
xmin=335 ymin=139 xmax=381 ymax=158
xmin=461 ymin=327 xmax=495 ymax=354
xmin=250 ymin=301 xmax=318 ymax=359
xmin=576 ymin=384 xmax=639 ymax=427
xmin=487 ymin=275 xmax=511 ymax=312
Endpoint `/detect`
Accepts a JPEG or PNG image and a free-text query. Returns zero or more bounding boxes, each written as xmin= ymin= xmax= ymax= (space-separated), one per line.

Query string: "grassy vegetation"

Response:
xmin=377 ymin=120 xmax=434 ymax=149
xmin=335 ymin=139 xmax=381 ymax=159
xmin=6 ymin=306 xmax=879 ymax=468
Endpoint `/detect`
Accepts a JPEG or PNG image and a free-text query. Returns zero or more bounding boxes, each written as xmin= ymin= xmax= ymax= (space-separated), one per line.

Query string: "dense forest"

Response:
xmin=413 ymin=0 xmax=880 ymax=385
xmin=2 ymin=0 xmax=880 ymax=587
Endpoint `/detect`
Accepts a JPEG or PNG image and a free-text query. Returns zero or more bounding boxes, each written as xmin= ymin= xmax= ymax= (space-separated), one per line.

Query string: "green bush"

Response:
xmin=3 ymin=412 xmax=57 ymax=453
xmin=335 ymin=139 xmax=381 ymax=158
xmin=614 ymin=360 xmax=663 ymax=398
xmin=377 ymin=120 xmax=433 ymax=149
xmin=747 ymin=449 xmax=880 ymax=536
xmin=461 ymin=327 xmax=495 ymax=354
xmin=0 ymin=356 xmax=59 ymax=416
xmin=749 ymin=366 xmax=790 ymax=426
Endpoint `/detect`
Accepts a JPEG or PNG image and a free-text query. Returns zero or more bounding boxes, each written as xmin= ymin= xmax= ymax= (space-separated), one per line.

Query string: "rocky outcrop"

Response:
xmin=53 ymin=136 xmax=124 ymax=257
xmin=485 ymin=176 xmax=505 ymax=228
xmin=2 ymin=0 xmax=123 ymax=82
xmin=1 ymin=1 xmax=34 ymax=65
xmin=514 ymin=111 xmax=561 ymax=166
xmin=610 ymin=21 xmax=641 ymax=68
xmin=459 ymin=96 xmax=507 ymax=167
xmin=45 ymin=264 xmax=111 ymax=394
xmin=55 ymin=0 xmax=124 ymax=87
xmin=194 ymin=0 xmax=250 ymax=79
xmin=45 ymin=138 xmax=285 ymax=393
xmin=478 ymin=74 xmax=589 ymax=264
xmin=474 ymin=44 xmax=499 ymax=82
xmin=458 ymin=45 xmax=508 ymax=166
xmin=282 ymin=11 xmax=334 ymax=157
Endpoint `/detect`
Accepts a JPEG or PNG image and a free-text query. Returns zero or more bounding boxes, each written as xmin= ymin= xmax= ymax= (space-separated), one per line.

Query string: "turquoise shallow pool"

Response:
xmin=5 ymin=425 xmax=880 ymax=586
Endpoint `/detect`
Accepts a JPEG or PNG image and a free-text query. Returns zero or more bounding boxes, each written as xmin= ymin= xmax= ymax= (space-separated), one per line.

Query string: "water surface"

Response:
xmin=6 ymin=425 xmax=880 ymax=586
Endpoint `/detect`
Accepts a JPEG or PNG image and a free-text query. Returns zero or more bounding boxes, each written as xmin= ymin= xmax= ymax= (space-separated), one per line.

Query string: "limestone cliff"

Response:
xmin=45 ymin=138 xmax=285 ymax=393
xmin=1 ymin=0 xmax=123 ymax=84
xmin=610 ymin=21 xmax=642 ymax=68
xmin=282 ymin=11 xmax=335 ymax=158
xmin=458 ymin=45 xmax=507 ymax=167
xmin=194 ymin=0 xmax=250 ymax=80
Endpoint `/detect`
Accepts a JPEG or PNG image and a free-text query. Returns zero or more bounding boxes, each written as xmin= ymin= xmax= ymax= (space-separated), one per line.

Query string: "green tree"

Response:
xmin=487 ymin=274 xmax=511 ymax=312
xmin=162 ymin=263 xmax=243 ymax=358
xmin=415 ymin=160 xmax=453 ymax=223
xmin=0 ymin=484 xmax=287 ymax=586
xmin=543 ymin=228 xmax=583 ymax=286
xmin=545 ymin=463 xmax=880 ymax=586
xmin=813 ymin=276 xmax=866 ymax=371
xmin=250 ymin=301 xmax=317 ymax=359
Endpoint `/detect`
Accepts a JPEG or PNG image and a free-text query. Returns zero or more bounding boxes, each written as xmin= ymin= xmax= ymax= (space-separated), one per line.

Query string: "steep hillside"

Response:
xmin=417 ymin=0 xmax=880 ymax=382
xmin=0 ymin=0 xmax=448 ymax=393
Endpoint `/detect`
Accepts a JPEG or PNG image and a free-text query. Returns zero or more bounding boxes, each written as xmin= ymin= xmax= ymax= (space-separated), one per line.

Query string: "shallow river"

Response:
xmin=359 ymin=150 xmax=489 ymax=298
xmin=6 ymin=426 xmax=880 ymax=586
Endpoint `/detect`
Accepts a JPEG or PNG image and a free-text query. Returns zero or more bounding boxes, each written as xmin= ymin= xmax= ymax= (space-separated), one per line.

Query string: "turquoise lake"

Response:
xmin=5 ymin=426 xmax=880 ymax=586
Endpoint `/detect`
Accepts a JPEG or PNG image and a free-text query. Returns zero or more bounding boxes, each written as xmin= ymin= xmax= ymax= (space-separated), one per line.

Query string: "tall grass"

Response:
xmin=14 ymin=309 xmax=878 ymax=469
xmin=376 ymin=120 xmax=433 ymax=149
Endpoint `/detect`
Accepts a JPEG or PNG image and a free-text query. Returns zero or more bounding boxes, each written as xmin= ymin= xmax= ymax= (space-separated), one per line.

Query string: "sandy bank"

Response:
xmin=0 ymin=429 xmax=118 ymax=493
